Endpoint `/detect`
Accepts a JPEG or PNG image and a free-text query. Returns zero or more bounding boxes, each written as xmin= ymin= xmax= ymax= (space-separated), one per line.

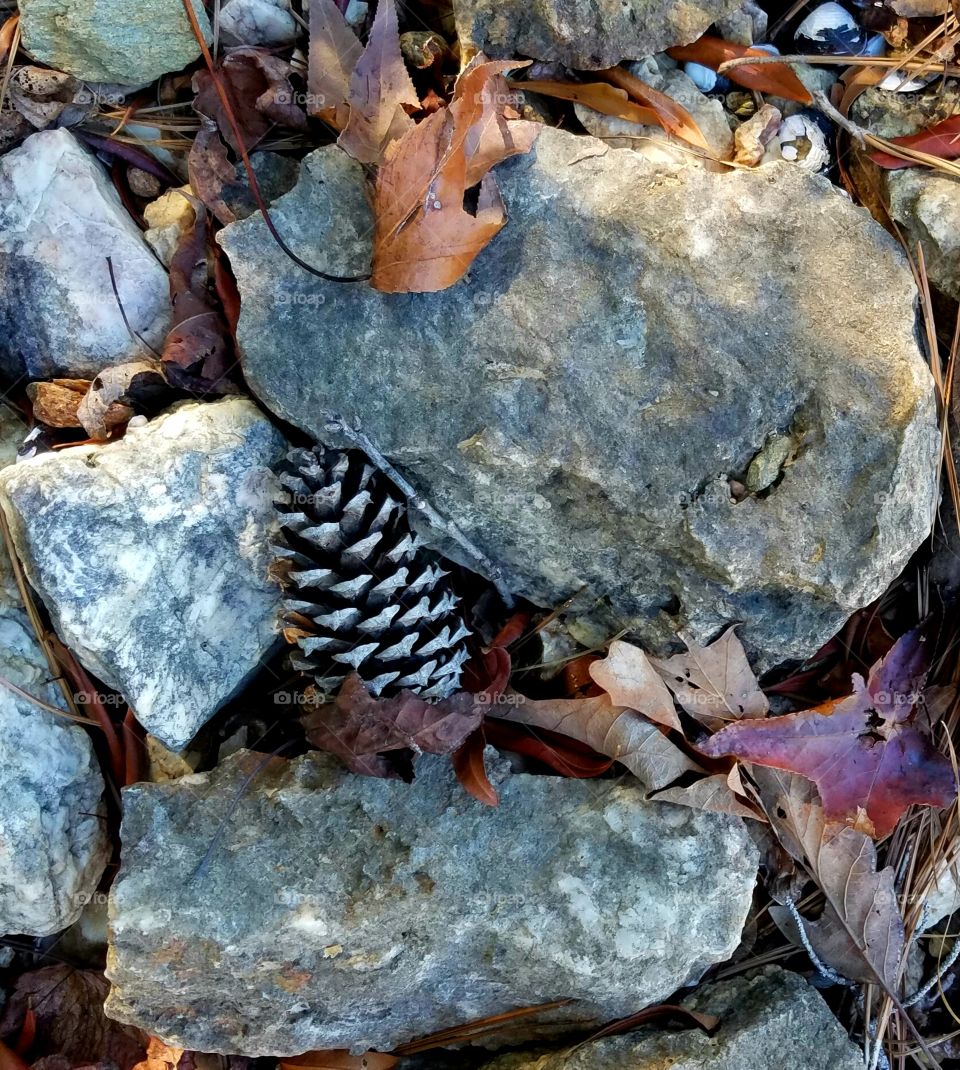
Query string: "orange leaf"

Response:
xmin=596 ymin=66 xmax=713 ymax=153
xmin=279 ymin=1052 xmax=398 ymax=1070
xmin=667 ymin=36 xmax=813 ymax=104
xmin=870 ymin=113 xmax=960 ymax=169
xmin=371 ymin=56 xmax=539 ymax=293
xmin=0 ymin=14 xmax=18 ymax=68
xmin=452 ymin=729 xmax=500 ymax=806
xmin=0 ymin=1040 xmax=29 ymax=1070
xmin=307 ymin=0 xmax=361 ymax=118
xmin=514 ymin=78 xmax=659 ymax=126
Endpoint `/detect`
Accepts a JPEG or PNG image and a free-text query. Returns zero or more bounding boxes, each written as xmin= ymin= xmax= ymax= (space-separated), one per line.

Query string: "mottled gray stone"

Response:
xmin=0 ymin=398 xmax=287 ymax=751
xmin=478 ymin=967 xmax=863 ymax=1070
xmin=0 ymin=408 xmax=109 ymax=937
xmin=453 ymin=0 xmax=743 ymax=69
xmin=220 ymin=128 xmax=938 ymax=669
xmin=104 ymin=751 xmax=758 ymax=1055
xmin=0 ymin=129 xmax=170 ymax=382
xmin=19 ymin=0 xmax=211 ymax=85
xmin=852 ymin=84 xmax=960 ymax=302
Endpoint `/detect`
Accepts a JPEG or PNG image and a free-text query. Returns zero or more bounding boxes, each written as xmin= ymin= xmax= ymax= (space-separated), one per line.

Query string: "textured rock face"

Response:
xmin=220 ymin=129 xmax=938 ymax=668
xmin=18 ymin=0 xmax=211 ymax=84
xmin=0 ymin=410 xmax=109 ymax=937
xmin=0 ymin=129 xmax=170 ymax=381
xmin=104 ymin=752 xmax=758 ymax=1055
xmin=453 ymin=0 xmax=743 ymax=68
xmin=479 ymin=967 xmax=864 ymax=1070
xmin=852 ymin=85 xmax=960 ymax=302
xmin=0 ymin=398 xmax=287 ymax=751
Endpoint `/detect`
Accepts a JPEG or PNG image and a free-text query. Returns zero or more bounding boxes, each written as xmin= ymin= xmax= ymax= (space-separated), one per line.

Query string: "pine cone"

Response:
xmin=272 ymin=446 xmax=472 ymax=700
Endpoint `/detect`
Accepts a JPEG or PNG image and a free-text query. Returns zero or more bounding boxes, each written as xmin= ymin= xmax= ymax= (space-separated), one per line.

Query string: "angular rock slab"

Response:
xmin=453 ymin=0 xmax=743 ymax=69
xmin=220 ymin=129 xmax=939 ymax=668
xmin=479 ymin=967 xmax=864 ymax=1070
xmin=0 ymin=398 xmax=287 ymax=751
xmin=0 ymin=410 xmax=109 ymax=937
xmin=0 ymin=129 xmax=170 ymax=382
xmin=104 ymin=752 xmax=759 ymax=1055
xmin=18 ymin=0 xmax=211 ymax=85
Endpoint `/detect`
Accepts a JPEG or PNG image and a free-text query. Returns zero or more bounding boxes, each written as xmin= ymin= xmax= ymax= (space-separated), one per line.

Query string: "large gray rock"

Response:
xmin=0 ymin=398 xmax=287 ymax=751
xmin=0 ymin=129 xmax=170 ymax=382
xmin=478 ymin=967 xmax=863 ymax=1070
xmin=19 ymin=0 xmax=211 ymax=85
xmin=220 ymin=129 xmax=939 ymax=668
xmin=0 ymin=408 xmax=109 ymax=937
xmin=453 ymin=0 xmax=742 ymax=68
xmin=852 ymin=84 xmax=960 ymax=302
xmin=104 ymin=751 xmax=758 ymax=1055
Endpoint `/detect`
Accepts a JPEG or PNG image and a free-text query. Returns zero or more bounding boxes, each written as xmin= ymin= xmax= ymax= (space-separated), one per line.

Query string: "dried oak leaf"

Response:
xmin=0 ymin=966 xmax=146 ymax=1070
xmin=301 ymin=673 xmax=486 ymax=777
xmin=307 ymin=0 xmax=362 ymax=122
xmin=588 ymin=639 xmax=680 ymax=731
xmin=701 ymin=628 xmax=956 ymax=837
xmin=667 ymin=36 xmax=813 ymax=103
xmin=653 ymin=626 xmax=768 ymax=730
xmin=338 ymin=0 xmax=419 ymax=165
xmin=371 ymin=55 xmax=539 ymax=293
xmin=755 ymin=768 xmax=904 ymax=988
xmin=870 ymin=114 xmax=960 ymax=169
xmin=188 ymin=119 xmax=239 ymax=225
xmin=76 ymin=361 xmax=169 ymax=440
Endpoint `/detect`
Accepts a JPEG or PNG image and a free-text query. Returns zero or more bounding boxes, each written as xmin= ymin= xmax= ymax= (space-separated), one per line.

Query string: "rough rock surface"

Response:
xmin=104 ymin=751 xmax=758 ymax=1055
xmin=453 ymin=0 xmax=743 ymax=68
xmin=18 ymin=0 xmax=211 ymax=85
xmin=220 ymin=128 xmax=938 ymax=667
xmin=0 ymin=129 xmax=170 ymax=381
xmin=0 ymin=398 xmax=287 ymax=751
xmin=852 ymin=85 xmax=960 ymax=302
xmin=478 ymin=967 xmax=863 ymax=1070
xmin=0 ymin=409 xmax=109 ymax=937
xmin=220 ymin=0 xmax=299 ymax=45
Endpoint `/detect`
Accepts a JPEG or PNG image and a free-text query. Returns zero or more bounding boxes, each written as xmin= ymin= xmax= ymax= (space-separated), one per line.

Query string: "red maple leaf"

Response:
xmin=700 ymin=629 xmax=956 ymax=837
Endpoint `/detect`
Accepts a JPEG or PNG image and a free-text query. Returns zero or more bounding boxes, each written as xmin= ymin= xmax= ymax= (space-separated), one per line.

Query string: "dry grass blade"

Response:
xmin=594 ymin=66 xmax=714 ymax=153
xmin=391 ymin=1000 xmax=575 ymax=1055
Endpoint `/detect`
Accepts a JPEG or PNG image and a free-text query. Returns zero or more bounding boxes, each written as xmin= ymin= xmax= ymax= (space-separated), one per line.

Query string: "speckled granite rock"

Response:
xmin=104 ymin=751 xmax=758 ymax=1055
xmin=0 ymin=398 xmax=287 ymax=750
xmin=453 ymin=0 xmax=743 ymax=68
xmin=478 ymin=967 xmax=863 ymax=1069
xmin=18 ymin=0 xmax=211 ymax=84
xmin=0 ymin=129 xmax=170 ymax=381
xmin=220 ymin=127 xmax=938 ymax=669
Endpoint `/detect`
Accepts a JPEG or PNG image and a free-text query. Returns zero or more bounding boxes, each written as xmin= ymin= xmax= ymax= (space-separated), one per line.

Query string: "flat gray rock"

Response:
xmin=0 ymin=129 xmax=170 ymax=381
xmin=0 ymin=398 xmax=287 ymax=751
xmin=220 ymin=129 xmax=938 ymax=668
xmin=19 ymin=0 xmax=210 ymax=84
xmin=104 ymin=751 xmax=758 ymax=1055
xmin=453 ymin=0 xmax=742 ymax=68
xmin=0 ymin=408 xmax=109 ymax=937
xmin=478 ymin=967 xmax=863 ymax=1070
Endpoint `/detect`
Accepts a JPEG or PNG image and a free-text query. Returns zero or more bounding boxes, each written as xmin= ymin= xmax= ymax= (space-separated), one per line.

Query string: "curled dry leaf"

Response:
xmin=76 ymin=361 xmax=168 ymax=440
xmin=667 ymin=36 xmax=813 ymax=104
xmin=515 ymin=79 xmax=659 ymax=126
xmin=651 ymin=771 xmax=764 ymax=821
xmin=869 ymin=114 xmax=960 ymax=169
xmin=484 ymin=717 xmax=614 ymax=777
xmin=452 ymin=728 xmax=500 ymax=806
xmin=754 ymin=768 xmax=904 ymax=989
xmin=307 ymin=0 xmax=362 ymax=122
xmin=588 ymin=639 xmax=681 ymax=731
xmin=595 ymin=66 xmax=713 ymax=153
xmin=371 ymin=56 xmax=539 ymax=293
xmin=301 ymin=673 xmax=486 ymax=777
xmin=27 ymin=379 xmax=129 ymax=431
xmin=653 ymin=625 xmax=768 ymax=730
xmin=188 ymin=119 xmax=240 ymax=225
xmin=338 ymin=0 xmax=419 ymax=165
xmin=701 ymin=628 xmax=957 ymax=837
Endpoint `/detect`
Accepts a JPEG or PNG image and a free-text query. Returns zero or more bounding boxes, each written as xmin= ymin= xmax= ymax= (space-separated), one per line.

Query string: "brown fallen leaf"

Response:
xmin=595 ymin=66 xmax=713 ymax=153
xmin=650 ymin=770 xmax=764 ymax=821
xmin=754 ymin=768 xmax=904 ymax=989
xmin=131 ymin=1037 xmax=185 ymax=1070
xmin=667 ymin=36 xmax=813 ymax=104
xmin=588 ymin=639 xmax=681 ymax=731
xmin=188 ymin=119 xmax=240 ymax=225
xmin=0 ymin=1041 xmax=28 ymax=1070
xmin=484 ymin=717 xmax=614 ymax=777
xmin=0 ymin=14 xmax=18 ymax=70
xmin=27 ymin=379 xmax=130 ymax=430
xmin=514 ymin=78 xmax=659 ymax=126
xmin=301 ymin=673 xmax=486 ymax=777
xmin=307 ymin=0 xmax=363 ymax=122
xmin=76 ymin=361 xmax=169 ymax=440
xmin=371 ymin=55 xmax=539 ymax=293
xmin=452 ymin=727 xmax=500 ymax=806
xmin=279 ymin=1052 xmax=398 ymax=1070
xmin=653 ymin=626 xmax=768 ymax=730
xmin=338 ymin=0 xmax=419 ymax=165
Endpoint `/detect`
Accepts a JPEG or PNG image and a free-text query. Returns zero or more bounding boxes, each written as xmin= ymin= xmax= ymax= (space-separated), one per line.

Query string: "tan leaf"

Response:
xmin=515 ymin=78 xmax=659 ymax=126
xmin=307 ymin=0 xmax=362 ymax=118
xmin=596 ymin=66 xmax=713 ymax=153
xmin=651 ymin=772 xmax=764 ymax=820
xmin=653 ymin=625 xmax=767 ymax=729
xmin=497 ymin=693 xmax=703 ymax=792
xmin=588 ymin=639 xmax=681 ymax=731
xmin=338 ymin=0 xmax=419 ymax=165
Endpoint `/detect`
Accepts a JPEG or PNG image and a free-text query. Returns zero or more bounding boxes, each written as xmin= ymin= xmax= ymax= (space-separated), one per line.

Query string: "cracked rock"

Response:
xmin=219 ymin=127 xmax=938 ymax=669
xmin=0 ymin=398 xmax=287 ymax=751
xmin=104 ymin=751 xmax=758 ymax=1055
